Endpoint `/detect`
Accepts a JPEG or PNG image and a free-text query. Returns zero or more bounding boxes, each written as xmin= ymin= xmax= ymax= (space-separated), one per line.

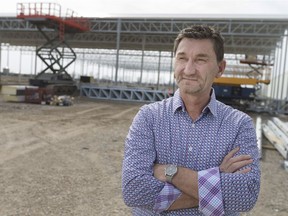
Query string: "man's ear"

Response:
xmin=216 ymin=60 xmax=226 ymax=78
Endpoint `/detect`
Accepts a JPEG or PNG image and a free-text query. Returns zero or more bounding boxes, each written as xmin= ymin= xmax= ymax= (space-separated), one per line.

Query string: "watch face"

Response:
xmin=166 ymin=165 xmax=177 ymax=175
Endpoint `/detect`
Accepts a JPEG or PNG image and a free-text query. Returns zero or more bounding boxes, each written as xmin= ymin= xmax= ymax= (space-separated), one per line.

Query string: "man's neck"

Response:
xmin=180 ymin=91 xmax=210 ymax=121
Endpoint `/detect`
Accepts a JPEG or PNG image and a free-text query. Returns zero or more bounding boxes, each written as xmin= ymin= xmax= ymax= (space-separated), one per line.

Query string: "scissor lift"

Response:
xmin=17 ymin=2 xmax=89 ymax=95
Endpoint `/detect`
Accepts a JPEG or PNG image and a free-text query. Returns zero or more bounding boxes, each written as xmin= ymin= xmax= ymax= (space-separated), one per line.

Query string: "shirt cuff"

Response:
xmin=198 ymin=167 xmax=224 ymax=216
xmin=153 ymin=182 xmax=182 ymax=213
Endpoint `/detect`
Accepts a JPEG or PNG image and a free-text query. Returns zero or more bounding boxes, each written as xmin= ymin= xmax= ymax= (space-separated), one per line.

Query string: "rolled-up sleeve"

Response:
xmin=198 ymin=167 xmax=224 ymax=216
xmin=153 ymin=183 xmax=182 ymax=212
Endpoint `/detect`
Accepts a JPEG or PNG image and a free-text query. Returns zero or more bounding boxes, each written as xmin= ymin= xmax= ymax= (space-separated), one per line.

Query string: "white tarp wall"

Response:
xmin=268 ymin=29 xmax=288 ymax=100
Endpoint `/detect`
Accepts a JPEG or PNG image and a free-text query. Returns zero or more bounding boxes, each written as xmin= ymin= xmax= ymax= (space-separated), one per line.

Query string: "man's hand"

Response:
xmin=153 ymin=164 xmax=167 ymax=182
xmin=220 ymin=147 xmax=253 ymax=174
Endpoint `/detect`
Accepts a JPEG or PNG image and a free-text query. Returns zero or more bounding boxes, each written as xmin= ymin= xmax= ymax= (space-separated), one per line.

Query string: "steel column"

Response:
xmin=281 ymin=31 xmax=288 ymax=99
xmin=115 ymin=19 xmax=121 ymax=83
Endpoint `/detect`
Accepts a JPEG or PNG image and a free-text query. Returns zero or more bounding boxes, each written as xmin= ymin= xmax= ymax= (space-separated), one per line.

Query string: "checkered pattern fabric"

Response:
xmin=198 ymin=167 xmax=224 ymax=216
xmin=153 ymin=183 xmax=182 ymax=212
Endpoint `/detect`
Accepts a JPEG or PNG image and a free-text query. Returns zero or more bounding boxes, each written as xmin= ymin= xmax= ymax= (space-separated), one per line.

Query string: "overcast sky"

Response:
xmin=1 ymin=0 xmax=288 ymax=18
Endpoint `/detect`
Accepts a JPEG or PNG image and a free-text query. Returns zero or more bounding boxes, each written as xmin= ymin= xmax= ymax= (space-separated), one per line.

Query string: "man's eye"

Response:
xmin=196 ymin=58 xmax=207 ymax=63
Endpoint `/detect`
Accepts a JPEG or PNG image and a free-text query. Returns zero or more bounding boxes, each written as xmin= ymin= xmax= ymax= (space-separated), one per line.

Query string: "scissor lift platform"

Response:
xmin=16 ymin=2 xmax=90 ymax=95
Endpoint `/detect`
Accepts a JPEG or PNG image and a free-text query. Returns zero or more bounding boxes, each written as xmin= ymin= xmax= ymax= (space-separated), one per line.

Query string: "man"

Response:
xmin=122 ymin=25 xmax=260 ymax=215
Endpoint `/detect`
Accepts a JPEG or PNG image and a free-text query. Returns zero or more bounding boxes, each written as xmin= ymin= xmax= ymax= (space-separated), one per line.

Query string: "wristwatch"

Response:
xmin=165 ymin=164 xmax=178 ymax=183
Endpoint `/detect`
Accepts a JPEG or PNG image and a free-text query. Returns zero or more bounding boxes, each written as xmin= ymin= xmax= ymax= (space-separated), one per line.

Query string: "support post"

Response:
xmin=157 ymin=51 xmax=161 ymax=90
xmin=115 ymin=19 xmax=121 ymax=83
xmin=140 ymin=35 xmax=146 ymax=84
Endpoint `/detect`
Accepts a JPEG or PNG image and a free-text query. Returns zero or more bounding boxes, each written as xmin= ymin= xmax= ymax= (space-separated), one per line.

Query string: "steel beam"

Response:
xmin=80 ymin=84 xmax=170 ymax=102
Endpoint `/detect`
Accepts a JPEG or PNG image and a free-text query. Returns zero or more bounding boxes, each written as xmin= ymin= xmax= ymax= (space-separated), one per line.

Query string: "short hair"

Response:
xmin=173 ymin=25 xmax=225 ymax=62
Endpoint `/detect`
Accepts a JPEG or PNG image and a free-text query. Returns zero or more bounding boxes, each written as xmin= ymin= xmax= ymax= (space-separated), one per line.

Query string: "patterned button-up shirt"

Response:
xmin=122 ymin=88 xmax=260 ymax=215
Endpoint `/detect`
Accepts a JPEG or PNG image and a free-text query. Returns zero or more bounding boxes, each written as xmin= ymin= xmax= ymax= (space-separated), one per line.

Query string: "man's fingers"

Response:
xmin=226 ymin=159 xmax=253 ymax=173
xmin=220 ymin=147 xmax=253 ymax=173
xmin=236 ymin=167 xmax=252 ymax=174
xmin=153 ymin=164 xmax=166 ymax=182
xmin=229 ymin=155 xmax=252 ymax=164
xmin=223 ymin=147 xmax=240 ymax=163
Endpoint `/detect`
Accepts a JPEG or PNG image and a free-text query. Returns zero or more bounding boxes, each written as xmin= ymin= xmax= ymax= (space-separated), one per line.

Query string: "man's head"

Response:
xmin=173 ymin=25 xmax=225 ymax=63
xmin=173 ymin=25 xmax=226 ymax=97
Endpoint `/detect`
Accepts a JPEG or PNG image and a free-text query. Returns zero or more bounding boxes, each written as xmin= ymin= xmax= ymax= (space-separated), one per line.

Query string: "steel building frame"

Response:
xmin=1 ymin=17 xmax=287 ymax=56
xmin=1 ymin=16 xmax=288 ymax=107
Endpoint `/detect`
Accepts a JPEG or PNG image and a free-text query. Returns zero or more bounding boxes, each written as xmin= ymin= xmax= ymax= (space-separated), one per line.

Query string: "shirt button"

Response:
xmin=188 ymin=147 xmax=193 ymax=152
xmin=192 ymin=123 xmax=195 ymax=128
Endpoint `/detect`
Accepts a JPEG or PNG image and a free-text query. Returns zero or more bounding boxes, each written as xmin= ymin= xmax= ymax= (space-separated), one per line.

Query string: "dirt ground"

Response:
xmin=0 ymin=95 xmax=287 ymax=216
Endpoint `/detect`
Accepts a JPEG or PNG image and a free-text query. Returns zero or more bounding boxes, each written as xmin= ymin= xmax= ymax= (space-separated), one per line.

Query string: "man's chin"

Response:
xmin=182 ymin=87 xmax=200 ymax=95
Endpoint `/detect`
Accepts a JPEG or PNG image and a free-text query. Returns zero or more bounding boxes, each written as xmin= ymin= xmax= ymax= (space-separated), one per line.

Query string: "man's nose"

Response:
xmin=184 ymin=59 xmax=196 ymax=75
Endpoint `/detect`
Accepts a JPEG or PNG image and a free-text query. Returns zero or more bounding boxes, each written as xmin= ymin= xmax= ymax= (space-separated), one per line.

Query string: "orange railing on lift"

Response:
xmin=16 ymin=2 xmax=90 ymax=33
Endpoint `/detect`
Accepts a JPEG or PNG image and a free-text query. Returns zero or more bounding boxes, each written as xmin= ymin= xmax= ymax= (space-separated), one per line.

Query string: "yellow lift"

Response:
xmin=214 ymin=77 xmax=270 ymax=86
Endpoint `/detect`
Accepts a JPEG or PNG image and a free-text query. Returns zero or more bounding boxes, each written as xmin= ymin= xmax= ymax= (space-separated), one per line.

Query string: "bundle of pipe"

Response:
xmin=262 ymin=117 xmax=288 ymax=159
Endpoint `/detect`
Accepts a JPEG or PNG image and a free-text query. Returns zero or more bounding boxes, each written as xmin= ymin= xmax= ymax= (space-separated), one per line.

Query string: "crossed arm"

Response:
xmin=153 ymin=147 xmax=253 ymax=210
xmin=122 ymin=107 xmax=260 ymax=213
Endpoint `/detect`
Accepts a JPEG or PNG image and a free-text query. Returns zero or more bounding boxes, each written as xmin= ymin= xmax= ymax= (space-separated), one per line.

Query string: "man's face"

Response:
xmin=174 ymin=38 xmax=226 ymax=96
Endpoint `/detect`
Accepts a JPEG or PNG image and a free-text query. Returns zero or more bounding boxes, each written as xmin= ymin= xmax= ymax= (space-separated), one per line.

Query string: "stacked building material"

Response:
xmin=24 ymin=87 xmax=53 ymax=104
xmin=1 ymin=85 xmax=37 ymax=102
xmin=262 ymin=117 xmax=288 ymax=159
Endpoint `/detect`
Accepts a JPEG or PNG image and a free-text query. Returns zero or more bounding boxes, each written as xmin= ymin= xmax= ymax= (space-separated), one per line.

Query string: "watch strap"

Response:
xmin=166 ymin=174 xmax=173 ymax=183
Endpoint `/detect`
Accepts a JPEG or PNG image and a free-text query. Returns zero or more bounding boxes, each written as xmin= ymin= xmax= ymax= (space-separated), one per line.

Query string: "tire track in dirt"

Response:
xmin=0 ymin=103 xmax=138 ymax=165
xmin=0 ymin=119 xmax=49 ymax=165
xmin=0 ymin=99 xmax=138 ymax=215
xmin=108 ymin=106 xmax=140 ymax=120
xmin=0 ymin=107 xmax=99 ymax=165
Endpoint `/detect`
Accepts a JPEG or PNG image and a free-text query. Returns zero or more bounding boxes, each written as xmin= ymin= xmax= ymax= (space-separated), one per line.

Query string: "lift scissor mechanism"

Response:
xmin=16 ymin=2 xmax=90 ymax=95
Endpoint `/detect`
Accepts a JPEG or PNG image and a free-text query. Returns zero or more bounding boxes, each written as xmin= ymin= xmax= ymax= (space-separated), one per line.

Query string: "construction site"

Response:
xmin=0 ymin=2 xmax=288 ymax=216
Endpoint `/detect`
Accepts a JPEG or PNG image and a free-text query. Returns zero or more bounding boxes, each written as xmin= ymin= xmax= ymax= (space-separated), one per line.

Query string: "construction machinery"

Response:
xmin=16 ymin=2 xmax=90 ymax=95
xmin=213 ymin=77 xmax=270 ymax=100
xmin=213 ymin=56 xmax=272 ymax=109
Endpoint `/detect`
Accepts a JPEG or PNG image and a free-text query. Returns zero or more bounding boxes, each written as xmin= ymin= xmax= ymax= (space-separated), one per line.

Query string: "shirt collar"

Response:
xmin=207 ymin=88 xmax=217 ymax=116
xmin=172 ymin=88 xmax=218 ymax=117
xmin=172 ymin=89 xmax=184 ymax=113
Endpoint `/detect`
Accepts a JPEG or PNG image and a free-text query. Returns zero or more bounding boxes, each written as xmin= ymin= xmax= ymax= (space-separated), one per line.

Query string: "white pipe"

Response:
xmin=256 ymin=116 xmax=262 ymax=158
xmin=263 ymin=121 xmax=288 ymax=159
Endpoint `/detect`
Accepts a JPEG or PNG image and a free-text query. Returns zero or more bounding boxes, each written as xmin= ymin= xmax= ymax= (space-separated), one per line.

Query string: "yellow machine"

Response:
xmin=214 ymin=77 xmax=270 ymax=86
xmin=212 ymin=58 xmax=272 ymax=105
